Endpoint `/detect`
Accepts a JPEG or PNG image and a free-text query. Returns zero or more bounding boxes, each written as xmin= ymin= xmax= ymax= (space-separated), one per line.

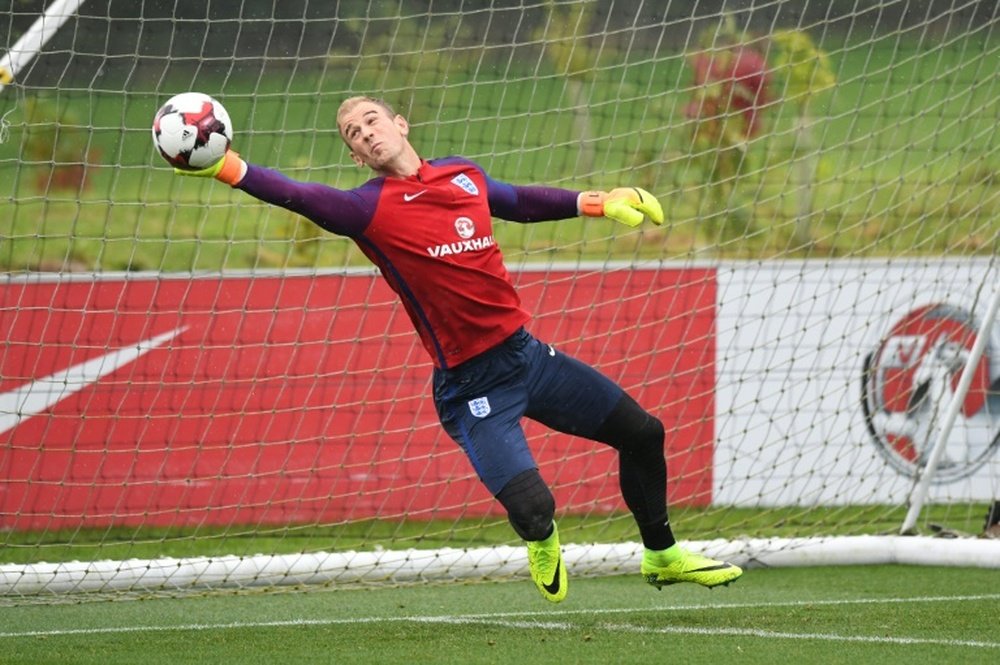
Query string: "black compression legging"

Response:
xmin=495 ymin=393 xmax=675 ymax=550
xmin=592 ymin=392 xmax=673 ymax=550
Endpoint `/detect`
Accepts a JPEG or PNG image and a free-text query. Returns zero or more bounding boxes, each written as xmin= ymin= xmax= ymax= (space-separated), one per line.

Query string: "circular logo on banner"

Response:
xmin=861 ymin=303 xmax=1000 ymax=481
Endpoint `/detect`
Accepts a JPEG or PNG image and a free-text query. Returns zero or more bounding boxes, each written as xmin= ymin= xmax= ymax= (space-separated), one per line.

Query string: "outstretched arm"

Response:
xmin=174 ymin=150 xmax=375 ymax=237
xmin=487 ymin=175 xmax=663 ymax=228
xmin=486 ymin=179 xmax=580 ymax=222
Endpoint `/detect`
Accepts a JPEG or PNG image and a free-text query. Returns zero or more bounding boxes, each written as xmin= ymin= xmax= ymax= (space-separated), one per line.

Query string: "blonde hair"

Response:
xmin=336 ymin=96 xmax=399 ymax=137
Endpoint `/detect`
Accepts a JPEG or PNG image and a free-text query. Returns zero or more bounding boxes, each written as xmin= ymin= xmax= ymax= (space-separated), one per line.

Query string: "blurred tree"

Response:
xmin=771 ymin=29 xmax=836 ymax=247
xmin=535 ymin=0 xmax=599 ymax=173
xmin=684 ymin=14 xmax=771 ymax=241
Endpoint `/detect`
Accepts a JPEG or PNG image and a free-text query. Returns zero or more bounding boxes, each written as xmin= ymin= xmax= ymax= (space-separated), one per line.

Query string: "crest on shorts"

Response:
xmin=451 ymin=173 xmax=479 ymax=196
xmin=468 ymin=396 xmax=491 ymax=418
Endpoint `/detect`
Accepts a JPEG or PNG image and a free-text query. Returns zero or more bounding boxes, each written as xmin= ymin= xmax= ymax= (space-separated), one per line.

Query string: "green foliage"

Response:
xmin=682 ymin=17 xmax=772 ymax=241
xmin=327 ymin=11 xmax=485 ymax=116
xmin=1 ymin=36 xmax=997 ymax=272
xmin=771 ymin=29 xmax=837 ymax=110
xmin=535 ymin=0 xmax=599 ymax=81
xmin=681 ymin=23 xmax=844 ymax=247
xmin=769 ymin=30 xmax=838 ymax=245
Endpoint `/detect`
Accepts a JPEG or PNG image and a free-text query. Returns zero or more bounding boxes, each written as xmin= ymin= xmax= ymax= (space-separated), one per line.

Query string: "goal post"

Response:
xmin=901 ymin=280 xmax=1000 ymax=533
xmin=1 ymin=1 xmax=999 ymax=601
xmin=0 ymin=0 xmax=87 ymax=95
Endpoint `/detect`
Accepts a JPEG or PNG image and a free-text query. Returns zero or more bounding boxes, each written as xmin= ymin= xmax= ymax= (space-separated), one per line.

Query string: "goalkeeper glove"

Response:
xmin=578 ymin=187 xmax=664 ymax=227
xmin=174 ymin=150 xmax=246 ymax=186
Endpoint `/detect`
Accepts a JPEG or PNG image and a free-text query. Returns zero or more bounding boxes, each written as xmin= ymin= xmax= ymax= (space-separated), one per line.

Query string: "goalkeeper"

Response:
xmin=183 ymin=96 xmax=742 ymax=602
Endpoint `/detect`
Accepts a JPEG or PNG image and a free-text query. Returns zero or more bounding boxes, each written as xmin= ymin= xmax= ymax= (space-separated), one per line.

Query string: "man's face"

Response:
xmin=338 ymin=101 xmax=410 ymax=171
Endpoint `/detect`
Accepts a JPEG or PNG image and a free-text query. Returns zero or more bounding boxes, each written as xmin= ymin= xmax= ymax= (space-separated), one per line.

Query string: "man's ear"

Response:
xmin=350 ymin=151 xmax=365 ymax=168
xmin=394 ymin=114 xmax=410 ymax=137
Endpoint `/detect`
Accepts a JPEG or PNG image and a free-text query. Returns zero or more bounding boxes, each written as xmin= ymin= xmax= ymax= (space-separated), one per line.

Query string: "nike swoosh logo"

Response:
xmin=689 ymin=563 xmax=737 ymax=572
xmin=542 ymin=558 xmax=562 ymax=595
xmin=0 ymin=327 xmax=186 ymax=436
xmin=403 ymin=190 xmax=427 ymax=202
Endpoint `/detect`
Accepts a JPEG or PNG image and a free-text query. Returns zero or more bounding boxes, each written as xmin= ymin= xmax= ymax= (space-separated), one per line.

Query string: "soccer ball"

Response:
xmin=152 ymin=92 xmax=233 ymax=171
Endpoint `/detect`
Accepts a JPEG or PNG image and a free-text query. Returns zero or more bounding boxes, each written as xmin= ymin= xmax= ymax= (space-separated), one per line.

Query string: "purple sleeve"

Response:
xmin=236 ymin=164 xmax=378 ymax=237
xmin=485 ymin=176 xmax=580 ymax=223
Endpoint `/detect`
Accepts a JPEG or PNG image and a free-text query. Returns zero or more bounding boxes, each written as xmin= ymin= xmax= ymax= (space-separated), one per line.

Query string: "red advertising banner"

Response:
xmin=0 ymin=269 xmax=715 ymax=530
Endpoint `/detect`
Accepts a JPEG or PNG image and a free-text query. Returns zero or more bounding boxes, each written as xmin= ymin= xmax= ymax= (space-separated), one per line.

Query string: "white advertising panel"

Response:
xmin=714 ymin=260 xmax=1000 ymax=506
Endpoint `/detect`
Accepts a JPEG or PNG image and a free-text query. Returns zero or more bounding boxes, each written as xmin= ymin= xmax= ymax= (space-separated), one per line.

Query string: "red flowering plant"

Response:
xmin=684 ymin=18 xmax=837 ymax=248
xmin=21 ymin=96 xmax=98 ymax=193
xmin=686 ymin=41 xmax=771 ymax=145
xmin=684 ymin=16 xmax=772 ymax=240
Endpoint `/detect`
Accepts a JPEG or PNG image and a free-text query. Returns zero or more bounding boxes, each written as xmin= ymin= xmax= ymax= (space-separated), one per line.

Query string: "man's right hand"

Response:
xmin=174 ymin=150 xmax=246 ymax=185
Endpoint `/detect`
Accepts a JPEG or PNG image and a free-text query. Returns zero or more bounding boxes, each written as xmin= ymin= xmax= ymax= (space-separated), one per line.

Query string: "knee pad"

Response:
xmin=495 ymin=468 xmax=556 ymax=541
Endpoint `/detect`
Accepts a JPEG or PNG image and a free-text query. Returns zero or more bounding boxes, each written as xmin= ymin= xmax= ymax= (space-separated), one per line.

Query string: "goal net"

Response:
xmin=1 ymin=0 xmax=998 ymax=600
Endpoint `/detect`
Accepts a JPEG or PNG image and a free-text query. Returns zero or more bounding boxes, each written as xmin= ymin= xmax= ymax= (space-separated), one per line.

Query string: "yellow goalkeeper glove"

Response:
xmin=174 ymin=150 xmax=246 ymax=186
xmin=578 ymin=187 xmax=664 ymax=227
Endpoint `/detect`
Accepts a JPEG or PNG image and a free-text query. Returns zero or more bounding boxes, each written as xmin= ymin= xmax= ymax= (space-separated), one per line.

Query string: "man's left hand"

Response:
xmin=578 ymin=187 xmax=664 ymax=227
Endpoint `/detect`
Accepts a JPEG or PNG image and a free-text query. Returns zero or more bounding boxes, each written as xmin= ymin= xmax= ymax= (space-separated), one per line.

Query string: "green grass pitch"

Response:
xmin=1 ymin=565 xmax=997 ymax=664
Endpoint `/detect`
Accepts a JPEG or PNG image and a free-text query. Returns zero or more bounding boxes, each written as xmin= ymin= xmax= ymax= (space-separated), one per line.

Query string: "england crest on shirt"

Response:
xmin=451 ymin=173 xmax=479 ymax=196
xmin=468 ymin=396 xmax=491 ymax=418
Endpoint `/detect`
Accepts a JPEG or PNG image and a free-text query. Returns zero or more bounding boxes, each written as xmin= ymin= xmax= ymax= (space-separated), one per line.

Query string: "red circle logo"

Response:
xmin=861 ymin=303 xmax=1000 ymax=481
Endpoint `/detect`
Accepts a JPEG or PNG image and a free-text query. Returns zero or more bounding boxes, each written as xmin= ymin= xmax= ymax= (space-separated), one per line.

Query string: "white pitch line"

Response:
xmin=415 ymin=617 xmax=576 ymax=631
xmin=1 ymin=593 xmax=999 ymax=644
xmin=420 ymin=616 xmax=1000 ymax=650
xmin=500 ymin=593 xmax=1000 ymax=617
xmin=598 ymin=622 xmax=1000 ymax=650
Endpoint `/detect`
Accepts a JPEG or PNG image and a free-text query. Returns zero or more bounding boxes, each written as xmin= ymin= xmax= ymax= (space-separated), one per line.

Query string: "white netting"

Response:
xmin=1 ymin=1 xmax=998 ymax=599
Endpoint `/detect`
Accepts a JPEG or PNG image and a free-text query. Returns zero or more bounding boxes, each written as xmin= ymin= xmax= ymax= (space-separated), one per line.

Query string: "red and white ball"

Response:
xmin=152 ymin=92 xmax=233 ymax=171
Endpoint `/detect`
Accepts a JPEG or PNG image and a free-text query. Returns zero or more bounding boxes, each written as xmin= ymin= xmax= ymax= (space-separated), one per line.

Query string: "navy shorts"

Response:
xmin=432 ymin=328 xmax=624 ymax=495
